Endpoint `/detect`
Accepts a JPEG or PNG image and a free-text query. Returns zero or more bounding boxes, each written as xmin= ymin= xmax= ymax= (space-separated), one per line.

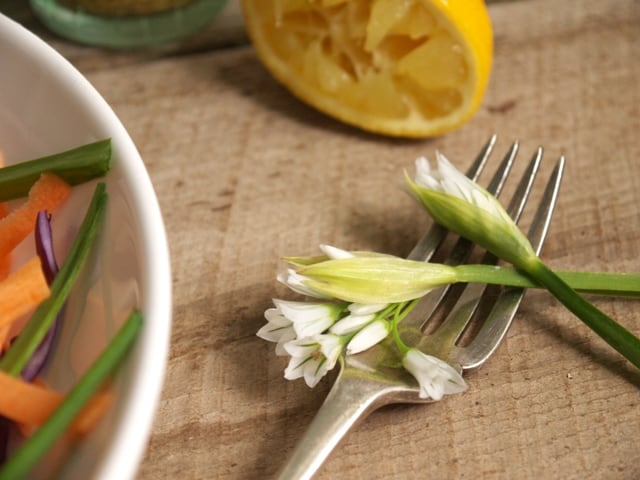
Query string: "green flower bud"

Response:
xmin=297 ymin=256 xmax=459 ymax=304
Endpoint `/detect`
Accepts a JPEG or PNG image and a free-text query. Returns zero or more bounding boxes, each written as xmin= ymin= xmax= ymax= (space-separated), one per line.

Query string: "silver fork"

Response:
xmin=277 ymin=136 xmax=565 ymax=480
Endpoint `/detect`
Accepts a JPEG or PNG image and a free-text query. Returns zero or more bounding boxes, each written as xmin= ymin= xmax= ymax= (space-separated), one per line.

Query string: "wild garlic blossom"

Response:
xmin=257 ymin=308 xmax=296 ymax=356
xmin=402 ymin=349 xmax=467 ymax=400
xmin=272 ymin=299 xmax=344 ymax=338
xmin=408 ymin=153 xmax=536 ymax=266
xmin=257 ymin=245 xmax=398 ymax=388
xmin=289 ymin=254 xmax=458 ymax=303
xmin=408 ymin=152 xmax=640 ymax=370
xmin=259 ymin=240 xmax=640 ymax=393
xmin=283 ymin=334 xmax=343 ymax=388
xmin=258 ymin=244 xmax=467 ymax=398
xmin=346 ymin=319 xmax=391 ymax=355
xmin=259 ymin=150 xmax=640 ymax=397
xmin=280 ymin=246 xmax=640 ymax=305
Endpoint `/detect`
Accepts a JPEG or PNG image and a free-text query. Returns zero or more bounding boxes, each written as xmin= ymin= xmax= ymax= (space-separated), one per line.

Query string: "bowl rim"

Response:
xmin=0 ymin=14 xmax=172 ymax=480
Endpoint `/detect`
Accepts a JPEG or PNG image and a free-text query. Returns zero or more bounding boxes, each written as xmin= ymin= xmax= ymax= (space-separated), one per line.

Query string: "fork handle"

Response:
xmin=277 ymin=368 xmax=402 ymax=480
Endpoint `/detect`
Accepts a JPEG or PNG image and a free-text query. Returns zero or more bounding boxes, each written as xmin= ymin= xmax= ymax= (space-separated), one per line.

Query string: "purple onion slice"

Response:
xmin=20 ymin=210 xmax=61 ymax=381
xmin=35 ymin=210 xmax=58 ymax=284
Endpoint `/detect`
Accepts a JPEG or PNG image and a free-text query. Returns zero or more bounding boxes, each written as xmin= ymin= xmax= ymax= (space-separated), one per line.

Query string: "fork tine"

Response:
xmin=485 ymin=140 xmax=519 ymax=195
xmin=505 ymin=146 xmax=542 ymax=222
xmin=527 ymin=155 xmax=565 ymax=255
xmin=457 ymin=155 xmax=565 ymax=369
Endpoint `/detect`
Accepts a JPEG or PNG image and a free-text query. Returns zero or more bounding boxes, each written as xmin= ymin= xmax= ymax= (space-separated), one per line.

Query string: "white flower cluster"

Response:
xmin=257 ymin=245 xmax=467 ymax=400
xmin=258 ymin=245 xmax=391 ymax=387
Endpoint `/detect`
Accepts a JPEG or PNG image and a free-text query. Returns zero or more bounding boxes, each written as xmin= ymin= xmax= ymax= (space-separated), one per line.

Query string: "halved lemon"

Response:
xmin=241 ymin=0 xmax=493 ymax=138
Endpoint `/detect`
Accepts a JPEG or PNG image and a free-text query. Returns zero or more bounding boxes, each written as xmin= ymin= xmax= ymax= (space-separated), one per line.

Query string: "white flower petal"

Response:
xmin=320 ymin=244 xmax=354 ymax=259
xmin=264 ymin=307 xmax=292 ymax=326
xmin=283 ymin=338 xmax=319 ymax=358
xmin=319 ymin=336 xmax=343 ymax=370
xmin=348 ymin=303 xmax=388 ymax=315
xmin=257 ymin=307 xmax=296 ymax=355
xmin=330 ymin=313 xmax=375 ymax=335
xmin=346 ymin=319 xmax=390 ymax=355
xmin=278 ymin=269 xmax=332 ymax=299
xmin=274 ymin=332 xmax=296 ymax=356
xmin=281 ymin=334 xmax=343 ymax=388
xmin=436 ymin=152 xmax=469 ymax=186
xmin=284 ymin=356 xmax=308 ymax=381
xmin=414 ymin=156 xmax=435 ymax=187
xmin=423 ymin=376 xmax=445 ymax=401
xmin=274 ymin=299 xmax=340 ymax=337
xmin=257 ymin=321 xmax=291 ymax=343
xmin=402 ymin=349 xmax=467 ymax=400
xmin=303 ymin=357 xmax=328 ymax=388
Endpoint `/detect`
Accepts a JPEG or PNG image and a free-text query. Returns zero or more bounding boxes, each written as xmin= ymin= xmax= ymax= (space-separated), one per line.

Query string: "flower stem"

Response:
xmin=390 ymin=301 xmax=417 ymax=356
xmin=454 ymin=264 xmax=640 ymax=298
xmin=522 ymin=258 xmax=640 ymax=369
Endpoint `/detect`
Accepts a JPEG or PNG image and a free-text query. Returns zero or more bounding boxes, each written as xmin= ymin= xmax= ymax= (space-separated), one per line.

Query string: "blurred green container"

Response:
xmin=30 ymin=0 xmax=229 ymax=48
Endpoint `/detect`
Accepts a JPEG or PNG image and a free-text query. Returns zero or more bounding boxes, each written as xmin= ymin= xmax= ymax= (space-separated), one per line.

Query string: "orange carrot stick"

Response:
xmin=0 ymin=370 xmax=62 ymax=425
xmin=0 ymin=256 xmax=50 ymax=330
xmin=0 ymin=371 xmax=113 ymax=436
xmin=0 ymin=173 xmax=71 ymax=260
xmin=0 ymin=255 xmax=10 ymax=282
xmin=0 ymin=253 xmax=9 ymax=281
xmin=71 ymin=390 xmax=114 ymax=436
xmin=0 ymin=192 xmax=7 ymax=220
xmin=0 ymin=324 xmax=10 ymax=353
xmin=0 ymin=152 xmax=10 ymax=281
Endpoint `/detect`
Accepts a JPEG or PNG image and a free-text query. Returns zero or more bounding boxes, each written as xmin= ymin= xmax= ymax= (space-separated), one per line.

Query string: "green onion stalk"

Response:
xmin=0 ymin=182 xmax=107 ymax=375
xmin=0 ymin=139 xmax=111 ymax=202
xmin=293 ymin=255 xmax=640 ymax=304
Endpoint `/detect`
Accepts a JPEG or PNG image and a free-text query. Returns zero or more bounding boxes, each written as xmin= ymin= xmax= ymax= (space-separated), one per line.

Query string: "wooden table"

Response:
xmin=4 ymin=1 xmax=640 ymax=478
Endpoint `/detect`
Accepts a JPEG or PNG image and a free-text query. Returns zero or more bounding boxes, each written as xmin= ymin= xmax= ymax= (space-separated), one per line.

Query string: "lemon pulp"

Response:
xmin=242 ymin=0 xmax=493 ymax=137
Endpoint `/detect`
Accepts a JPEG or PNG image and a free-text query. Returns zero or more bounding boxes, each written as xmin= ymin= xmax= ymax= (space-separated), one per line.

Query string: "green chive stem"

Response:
xmin=0 ymin=311 xmax=143 ymax=480
xmin=0 ymin=183 xmax=108 ymax=376
xmin=454 ymin=264 xmax=640 ymax=298
xmin=522 ymin=259 xmax=640 ymax=369
xmin=0 ymin=139 xmax=111 ymax=202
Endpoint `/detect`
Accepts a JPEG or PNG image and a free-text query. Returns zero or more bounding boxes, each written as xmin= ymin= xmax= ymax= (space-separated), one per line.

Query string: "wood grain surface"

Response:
xmin=5 ymin=0 xmax=640 ymax=478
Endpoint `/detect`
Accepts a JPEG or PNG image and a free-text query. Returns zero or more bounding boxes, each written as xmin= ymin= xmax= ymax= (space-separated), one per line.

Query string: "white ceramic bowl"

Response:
xmin=0 ymin=14 xmax=172 ymax=480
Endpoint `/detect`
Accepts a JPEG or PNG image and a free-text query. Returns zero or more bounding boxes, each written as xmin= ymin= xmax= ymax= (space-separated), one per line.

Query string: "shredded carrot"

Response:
xmin=0 ymin=324 xmax=10 ymax=353
xmin=0 ymin=256 xmax=50 ymax=330
xmin=0 ymin=191 xmax=7 ymax=220
xmin=0 ymin=152 xmax=10 ymax=281
xmin=2 ymin=314 xmax=30 ymax=354
xmin=71 ymin=390 xmax=114 ymax=437
xmin=0 ymin=173 xmax=71 ymax=261
xmin=0 ymin=254 xmax=9 ymax=282
xmin=0 ymin=371 xmax=113 ymax=436
xmin=0 ymin=370 xmax=62 ymax=426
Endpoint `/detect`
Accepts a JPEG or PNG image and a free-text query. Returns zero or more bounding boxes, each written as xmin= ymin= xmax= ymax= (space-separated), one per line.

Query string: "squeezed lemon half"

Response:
xmin=241 ymin=0 xmax=493 ymax=137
